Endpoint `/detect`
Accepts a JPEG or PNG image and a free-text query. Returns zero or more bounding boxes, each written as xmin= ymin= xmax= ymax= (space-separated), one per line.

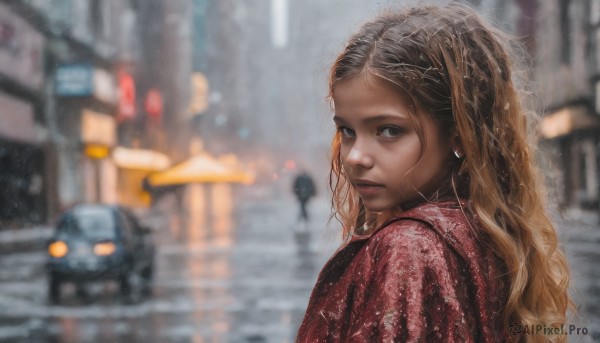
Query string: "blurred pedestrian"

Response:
xmin=292 ymin=170 xmax=316 ymax=223
xmin=297 ymin=3 xmax=571 ymax=342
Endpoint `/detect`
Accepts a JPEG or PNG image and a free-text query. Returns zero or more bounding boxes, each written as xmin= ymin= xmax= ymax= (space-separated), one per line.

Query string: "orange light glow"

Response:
xmin=48 ymin=241 xmax=68 ymax=258
xmin=84 ymin=144 xmax=110 ymax=159
xmin=93 ymin=242 xmax=116 ymax=256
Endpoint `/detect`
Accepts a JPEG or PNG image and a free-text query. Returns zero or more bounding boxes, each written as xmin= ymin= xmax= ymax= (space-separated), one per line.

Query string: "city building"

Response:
xmin=0 ymin=1 xmax=47 ymax=225
xmin=0 ymin=0 xmax=194 ymax=226
xmin=536 ymin=0 xmax=600 ymax=209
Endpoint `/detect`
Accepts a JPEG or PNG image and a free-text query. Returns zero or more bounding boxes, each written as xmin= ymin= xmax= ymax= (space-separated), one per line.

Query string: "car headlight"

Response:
xmin=48 ymin=241 xmax=68 ymax=258
xmin=93 ymin=242 xmax=116 ymax=256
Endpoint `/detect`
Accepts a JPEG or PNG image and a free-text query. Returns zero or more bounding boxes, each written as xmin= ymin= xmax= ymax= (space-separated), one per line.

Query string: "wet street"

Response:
xmin=0 ymin=184 xmax=599 ymax=342
xmin=559 ymin=209 xmax=600 ymax=343
xmin=0 ymin=184 xmax=340 ymax=343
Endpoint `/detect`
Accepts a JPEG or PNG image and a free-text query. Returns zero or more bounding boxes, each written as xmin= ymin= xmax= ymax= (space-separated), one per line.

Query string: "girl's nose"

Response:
xmin=345 ymin=146 xmax=374 ymax=170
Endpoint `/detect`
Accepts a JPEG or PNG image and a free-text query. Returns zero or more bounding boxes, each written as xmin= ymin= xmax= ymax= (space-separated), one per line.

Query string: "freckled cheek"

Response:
xmin=390 ymin=143 xmax=422 ymax=170
xmin=408 ymin=153 xmax=449 ymax=190
xmin=386 ymin=157 xmax=431 ymax=192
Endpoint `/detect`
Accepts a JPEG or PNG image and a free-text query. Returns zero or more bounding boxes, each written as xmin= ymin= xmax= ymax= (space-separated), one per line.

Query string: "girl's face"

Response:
xmin=333 ymin=73 xmax=453 ymax=213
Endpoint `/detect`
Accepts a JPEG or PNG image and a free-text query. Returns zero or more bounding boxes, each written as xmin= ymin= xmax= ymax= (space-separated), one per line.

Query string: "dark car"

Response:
xmin=45 ymin=204 xmax=155 ymax=303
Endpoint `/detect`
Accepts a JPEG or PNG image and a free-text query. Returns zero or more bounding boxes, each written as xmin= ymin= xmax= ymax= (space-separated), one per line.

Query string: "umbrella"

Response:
xmin=147 ymin=153 xmax=254 ymax=186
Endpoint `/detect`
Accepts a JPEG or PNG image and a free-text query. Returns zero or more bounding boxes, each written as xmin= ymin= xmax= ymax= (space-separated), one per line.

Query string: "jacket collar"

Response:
xmin=350 ymin=197 xmax=472 ymax=243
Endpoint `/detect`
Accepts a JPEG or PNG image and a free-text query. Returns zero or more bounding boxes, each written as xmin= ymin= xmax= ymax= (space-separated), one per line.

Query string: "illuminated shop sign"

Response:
xmin=81 ymin=109 xmax=116 ymax=146
xmin=55 ymin=64 xmax=93 ymax=96
xmin=118 ymin=70 xmax=136 ymax=121
xmin=55 ymin=64 xmax=116 ymax=103
xmin=145 ymin=88 xmax=163 ymax=121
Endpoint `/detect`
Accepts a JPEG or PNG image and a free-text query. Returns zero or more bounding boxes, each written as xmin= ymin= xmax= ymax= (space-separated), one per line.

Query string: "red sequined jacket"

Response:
xmin=296 ymin=199 xmax=509 ymax=342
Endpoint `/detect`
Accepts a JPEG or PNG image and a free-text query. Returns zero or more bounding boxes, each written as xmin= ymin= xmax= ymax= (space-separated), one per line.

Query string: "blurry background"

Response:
xmin=0 ymin=0 xmax=599 ymax=342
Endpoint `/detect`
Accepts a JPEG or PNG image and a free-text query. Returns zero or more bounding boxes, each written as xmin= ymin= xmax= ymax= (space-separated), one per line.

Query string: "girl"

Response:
xmin=297 ymin=2 xmax=571 ymax=342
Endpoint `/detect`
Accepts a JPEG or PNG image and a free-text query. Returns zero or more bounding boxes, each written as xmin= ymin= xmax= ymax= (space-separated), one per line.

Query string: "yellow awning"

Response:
xmin=147 ymin=153 xmax=254 ymax=186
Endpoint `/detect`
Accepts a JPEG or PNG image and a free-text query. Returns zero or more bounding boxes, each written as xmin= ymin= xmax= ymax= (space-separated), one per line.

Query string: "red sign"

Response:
xmin=118 ymin=70 xmax=136 ymax=121
xmin=145 ymin=88 xmax=163 ymax=121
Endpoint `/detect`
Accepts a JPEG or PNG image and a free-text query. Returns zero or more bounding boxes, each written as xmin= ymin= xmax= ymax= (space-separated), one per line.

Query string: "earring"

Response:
xmin=454 ymin=150 xmax=463 ymax=159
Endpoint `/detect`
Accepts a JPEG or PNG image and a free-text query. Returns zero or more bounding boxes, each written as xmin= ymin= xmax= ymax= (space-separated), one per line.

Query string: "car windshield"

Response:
xmin=57 ymin=207 xmax=116 ymax=240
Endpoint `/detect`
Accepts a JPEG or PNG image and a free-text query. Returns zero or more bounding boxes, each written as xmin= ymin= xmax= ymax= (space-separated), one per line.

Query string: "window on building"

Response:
xmin=559 ymin=0 xmax=571 ymax=64
xmin=90 ymin=0 xmax=103 ymax=40
xmin=595 ymin=80 xmax=600 ymax=114
xmin=270 ymin=0 xmax=289 ymax=48
xmin=596 ymin=29 xmax=600 ymax=73
xmin=128 ymin=0 xmax=140 ymax=11
xmin=592 ymin=0 xmax=600 ymax=25
xmin=516 ymin=0 xmax=538 ymax=54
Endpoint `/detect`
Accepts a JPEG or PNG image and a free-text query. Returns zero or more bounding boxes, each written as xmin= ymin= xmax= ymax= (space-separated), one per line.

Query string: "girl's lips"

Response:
xmin=354 ymin=185 xmax=383 ymax=196
xmin=352 ymin=179 xmax=383 ymax=187
xmin=353 ymin=182 xmax=384 ymax=196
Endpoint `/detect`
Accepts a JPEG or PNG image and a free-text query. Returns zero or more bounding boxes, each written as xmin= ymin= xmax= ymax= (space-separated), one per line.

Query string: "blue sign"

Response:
xmin=55 ymin=64 xmax=93 ymax=96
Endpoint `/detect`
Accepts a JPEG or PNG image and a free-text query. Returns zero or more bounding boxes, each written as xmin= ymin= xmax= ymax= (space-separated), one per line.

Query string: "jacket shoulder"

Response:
xmin=367 ymin=219 xmax=449 ymax=261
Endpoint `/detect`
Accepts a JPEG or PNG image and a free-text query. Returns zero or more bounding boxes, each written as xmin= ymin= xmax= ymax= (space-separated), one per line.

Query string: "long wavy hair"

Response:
xmin=328 ymin=2 xmax=571 ymax=340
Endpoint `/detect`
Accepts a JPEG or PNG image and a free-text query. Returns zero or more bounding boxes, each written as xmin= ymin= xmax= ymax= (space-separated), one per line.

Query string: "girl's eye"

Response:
xmin=377 ymin=126 xmax=404 ymax=138
xmin=337 ymin=127 xmax=355 ymax=138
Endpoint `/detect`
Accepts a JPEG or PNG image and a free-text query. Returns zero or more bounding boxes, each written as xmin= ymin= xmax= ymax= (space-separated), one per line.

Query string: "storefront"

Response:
xmin=0 ymin=93 xmax=47 ymax=224
xmin=54 ymin=63 xmax=118 ymax=208
xmin=80 ymin=109 xmax=118 ymax=204
xmin=112 ymin=147 xmax=171 ymax=208
xmin=540 ymin=105 xmax=600 ymax=208
xmin=0 ymin=3 xmax=47 ymax=225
